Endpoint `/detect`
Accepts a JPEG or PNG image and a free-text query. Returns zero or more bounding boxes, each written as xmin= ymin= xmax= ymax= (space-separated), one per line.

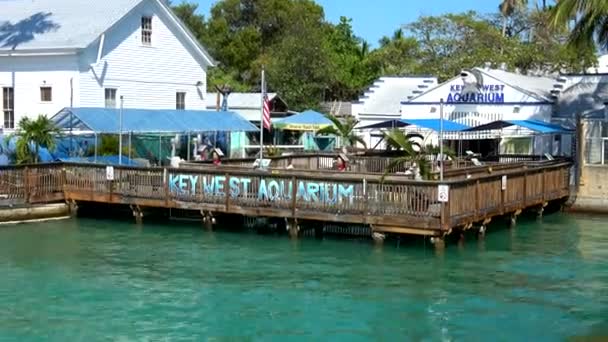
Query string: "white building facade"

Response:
xmin=0 ymin=0 xmax=214 ymax=130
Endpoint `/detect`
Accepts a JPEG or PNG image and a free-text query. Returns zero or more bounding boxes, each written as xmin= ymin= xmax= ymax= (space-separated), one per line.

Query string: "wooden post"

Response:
xmin=541 ymin=169 xmax=546 ymax=202
xmin=224 ymin=173 xmax=230 ymax=211
xmin=23 ymin=166 xmax=30 ymax=204
xmin=163 ymin=168 xmax=169 ymax=206
xmin=475 ymin=179 xmax=480 ymax=218
xmin=522 ymin=170 xmax=528 ymax=207
xmin=291 ymin=176 xmax=297 ymax=217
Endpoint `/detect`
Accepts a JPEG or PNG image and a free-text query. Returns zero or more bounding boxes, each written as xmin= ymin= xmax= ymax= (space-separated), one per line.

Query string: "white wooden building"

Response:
xmin=0 ymin=0 xmax=214 ymax=130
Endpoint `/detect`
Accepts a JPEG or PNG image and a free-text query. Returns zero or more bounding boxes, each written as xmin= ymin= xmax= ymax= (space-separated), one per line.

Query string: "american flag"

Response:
xmin=262 ymin=77 xmax=271 ymax=131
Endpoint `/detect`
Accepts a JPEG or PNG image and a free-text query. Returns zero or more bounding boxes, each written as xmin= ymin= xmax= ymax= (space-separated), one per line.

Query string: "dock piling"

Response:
xmin=286 ymin=218 xmax=299 ymax=239
xmin=130 ymin=204 xmax=143 ymax=224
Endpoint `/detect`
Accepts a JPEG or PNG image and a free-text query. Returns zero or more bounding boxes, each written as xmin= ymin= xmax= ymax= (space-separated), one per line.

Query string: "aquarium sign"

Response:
xmin=168 ymin=174 xmax=354 ymax=205
xmin=447 ymin=84 xmax=505 ymax=103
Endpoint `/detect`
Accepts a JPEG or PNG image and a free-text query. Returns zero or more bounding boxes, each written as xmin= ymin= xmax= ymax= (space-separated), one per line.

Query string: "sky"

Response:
xmin=190 ymin=0 xmax=499 ymax=46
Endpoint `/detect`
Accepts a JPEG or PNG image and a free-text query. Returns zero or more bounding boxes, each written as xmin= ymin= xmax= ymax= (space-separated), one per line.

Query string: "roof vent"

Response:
xmin=484 ymin=62 xmax=492 ymax=70
xmin=499 ymin=62 xmax=507 ymax=70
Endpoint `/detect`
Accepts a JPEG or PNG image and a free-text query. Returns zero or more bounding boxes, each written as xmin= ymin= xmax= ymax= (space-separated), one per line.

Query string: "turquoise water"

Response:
xmin=0 ymin=214 xmax=607 ymax=341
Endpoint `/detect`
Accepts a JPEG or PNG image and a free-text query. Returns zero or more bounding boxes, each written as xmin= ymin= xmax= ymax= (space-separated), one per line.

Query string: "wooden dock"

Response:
xmin=0 ymin=157 xmax=572 ymax=244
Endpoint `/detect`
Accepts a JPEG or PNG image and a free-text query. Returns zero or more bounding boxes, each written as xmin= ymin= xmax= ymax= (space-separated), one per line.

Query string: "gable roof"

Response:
xmin=51 ymin=107 xmax=258 ymax=133
xmin=477 ymin=68 xmax=555 ymax=103
xmin=403 ymin=68 xmax=556 ymax=104
xmin=0 ymin=0 xmax=215 ymax=65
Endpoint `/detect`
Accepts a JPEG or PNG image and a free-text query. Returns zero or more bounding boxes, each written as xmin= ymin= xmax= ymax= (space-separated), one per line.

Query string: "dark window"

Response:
xmin=176 ymin=92 xmax=186 ymax=110
xmin=141 ymin=16 xmax=152 ymax=45
xmin=2 ymin=87 xmax=14 ymax=129
xmin=105 ymin=88 xmax=117 ymax=108
xmin=40 ymin=86 xmax=52 ymax=102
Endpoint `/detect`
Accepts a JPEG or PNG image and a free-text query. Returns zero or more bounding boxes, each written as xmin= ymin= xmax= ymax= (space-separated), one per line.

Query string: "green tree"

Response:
xmin=11 ymin=115 xmax=60 ymax=164
xmin=499 ymin=0 xmax=529 ymax=36
xmin=316 ymin=114 xmax=366 ymax=150
xmin=406 ymin=12 xmax=515 ymax=81
xmin=550 ymin=0 xmax=608 ymax=49
xmin=367 ymin=29 xmax=420 ymax=76
xmin=382 ymin=129 xmax=431 ymax=179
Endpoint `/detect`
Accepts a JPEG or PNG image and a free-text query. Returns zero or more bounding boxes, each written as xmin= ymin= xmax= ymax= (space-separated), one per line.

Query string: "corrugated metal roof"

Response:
xmin=477 ymin=68 xmax=556 ymax=102
xmin=51 ymin=107 xmax=259 ymax=133
xmin=205 ymin=93 xmax=278 ymax=109
xmin=1 ymin=0 xmax=142 ymax=50
xmin=355 ymin=77 xmax=438 ymax=114
xmin=554 ymin=76 xmax=608 ymax=119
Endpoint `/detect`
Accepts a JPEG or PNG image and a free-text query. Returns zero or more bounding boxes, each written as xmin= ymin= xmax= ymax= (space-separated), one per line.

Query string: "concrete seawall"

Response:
xmin=571 ymin=165 xmax=608 ymax=214
xmin=0 ymin=203 xmax=70 ymax=224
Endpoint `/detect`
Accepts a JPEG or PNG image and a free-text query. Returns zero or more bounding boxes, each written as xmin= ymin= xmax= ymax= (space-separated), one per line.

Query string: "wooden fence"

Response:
xmin=0 ymin=160 xmax=572 ymax=236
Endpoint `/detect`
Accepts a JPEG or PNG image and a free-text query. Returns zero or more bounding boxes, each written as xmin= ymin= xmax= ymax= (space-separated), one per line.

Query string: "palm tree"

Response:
xmin=383 ymin=129 xmax=456 ymax=180
xmin=11 ymin=115 xmax=60 ymax=164
xmin=316 ymin=114 xmax=366 ymax=151
xmin=499 ymin=0 xmax=529 ymax=36
xmin=383 ymin=129 xmax=431 ymax=179
xmin=550 ymin=0 xmax=608 ymax=49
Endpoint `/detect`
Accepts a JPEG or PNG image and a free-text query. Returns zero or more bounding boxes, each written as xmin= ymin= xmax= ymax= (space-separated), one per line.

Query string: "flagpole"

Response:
xmin=259 ymin=68 xmax=265 ymax=161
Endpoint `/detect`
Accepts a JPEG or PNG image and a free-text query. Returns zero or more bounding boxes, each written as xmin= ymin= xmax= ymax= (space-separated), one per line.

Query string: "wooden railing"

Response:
xmin=0 ymin=160 xmax=572 ymax=234
xmin=0 ymin=164 xmax=64 ymax=206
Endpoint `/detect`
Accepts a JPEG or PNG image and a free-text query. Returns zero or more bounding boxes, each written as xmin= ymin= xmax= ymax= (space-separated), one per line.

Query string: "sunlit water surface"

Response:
xmin=0 ymin=213 xmax=607 ymax=341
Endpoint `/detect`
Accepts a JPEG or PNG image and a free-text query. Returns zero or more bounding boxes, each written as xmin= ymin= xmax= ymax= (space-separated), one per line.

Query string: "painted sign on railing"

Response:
xmin=169 ymin=174 xmax=355 ymax=205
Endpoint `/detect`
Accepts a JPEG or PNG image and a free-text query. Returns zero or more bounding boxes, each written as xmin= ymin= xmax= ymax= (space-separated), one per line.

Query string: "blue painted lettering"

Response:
xmin=229 ymin=177 xmax=240 ymax=198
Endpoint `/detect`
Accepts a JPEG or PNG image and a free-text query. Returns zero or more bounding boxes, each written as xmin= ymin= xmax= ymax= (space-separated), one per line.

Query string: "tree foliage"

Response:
xmin=316 ymin=114 xmax=366 ymax=150
xmin=550 ymin=0 xmax=608 ymax=50
xmin=10 ymin=115 xmax=60 ymax=164
xmin=171 ymin=0 xmax=596 ymax=109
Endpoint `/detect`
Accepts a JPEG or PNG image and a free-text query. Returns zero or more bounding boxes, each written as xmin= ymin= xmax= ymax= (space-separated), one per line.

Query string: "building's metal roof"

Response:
xmin=476 ymin=68 xmax=556 ymax=102
xmin=0 ymin=0 xmax=215 ymax=65
xmin=554 ymin=75 xmax=608 ymax=119
xmin=355 ymin=76 xmax=438 ymax=114
xmin=1 ymin=0 xmax=142 ymax=51
xmin=51 ymin=107 xmax=259 ymax=133
xmin=205 ymin=93 xmax=279 ymax=110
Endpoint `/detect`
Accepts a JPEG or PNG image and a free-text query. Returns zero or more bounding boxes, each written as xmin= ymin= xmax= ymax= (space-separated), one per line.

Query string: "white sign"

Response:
xmin=501 ymin=175 xmax=507 ymax=191
xmin=106 ymin=166 xmax=114 ymax=181
xmin=437 ymin=184 xmax=449 ymax=203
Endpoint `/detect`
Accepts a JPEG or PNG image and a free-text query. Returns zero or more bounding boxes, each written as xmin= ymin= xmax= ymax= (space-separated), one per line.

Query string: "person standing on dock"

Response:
xmin=335 ymin=153 xmax=348 ymax=172
xmin=212 ymin=148 xmax=223 ymax=166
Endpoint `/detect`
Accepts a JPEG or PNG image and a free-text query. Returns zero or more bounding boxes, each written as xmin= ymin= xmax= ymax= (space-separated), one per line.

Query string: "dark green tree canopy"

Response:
xmin=171 ymin=0 xmax=596 ymax=110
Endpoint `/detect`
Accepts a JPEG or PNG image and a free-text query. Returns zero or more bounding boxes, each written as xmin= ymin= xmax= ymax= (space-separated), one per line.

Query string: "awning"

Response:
xmin=358 ymin=119 xmax=470 ymax=132
xmin=464 ymin=120 xmax=573 ymax=134
xmin=273 ymin=110 xmax=334 ymax=131
xmin=51 ymin=107 xmax=259 ymax=134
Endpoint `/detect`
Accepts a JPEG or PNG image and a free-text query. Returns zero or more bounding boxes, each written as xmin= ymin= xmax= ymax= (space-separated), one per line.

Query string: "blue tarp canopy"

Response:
xmin=273 ymin=110 xmax=334 ymax=131
xmin=58 ymin=156 xmax=141 ymax=166
xmin=358 ymin=119 xmax=470 ymax=132
xmin=464 ymin=120 xmax=573 ymax=134
xmin=51 ymin=107 xmax=259 ymax=134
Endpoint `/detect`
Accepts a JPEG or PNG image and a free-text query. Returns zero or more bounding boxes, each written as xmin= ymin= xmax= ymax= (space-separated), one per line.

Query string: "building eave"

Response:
xmin=0 ymin=47 xmax=80 ymax=57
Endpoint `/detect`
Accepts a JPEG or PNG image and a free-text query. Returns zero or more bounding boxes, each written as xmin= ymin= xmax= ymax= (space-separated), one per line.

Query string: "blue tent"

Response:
xmin=58 ymin=156 xmax=142 ymax=166
xmin=464 ymin=120 xmax=573 ymax=134
xmin=273 ymin=110 xmax=334 ymax=131
xmin=51 ymin=107 xmax=259 ymax=133
xmin=358 ymin=118 xmax=470 ymax=132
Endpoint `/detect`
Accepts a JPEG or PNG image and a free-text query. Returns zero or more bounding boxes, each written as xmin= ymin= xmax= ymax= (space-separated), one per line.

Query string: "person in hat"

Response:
xmin=197 ymin=145 xmax=208 ymax=161
xmin=335 ymin=153 xmax=348 ymax=172
xmin=212 ymin=148 xmax=223 ymax=166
